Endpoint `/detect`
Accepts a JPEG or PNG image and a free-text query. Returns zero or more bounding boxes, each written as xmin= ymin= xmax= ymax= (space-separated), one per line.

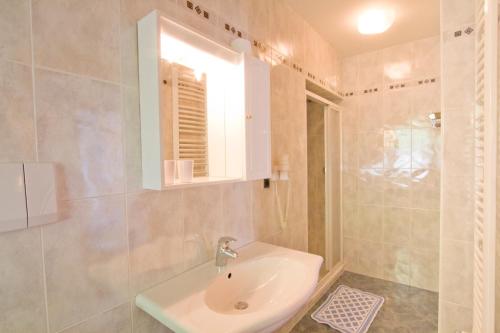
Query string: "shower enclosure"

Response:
xmin=306 ymin=86 xmax=342 ymax=278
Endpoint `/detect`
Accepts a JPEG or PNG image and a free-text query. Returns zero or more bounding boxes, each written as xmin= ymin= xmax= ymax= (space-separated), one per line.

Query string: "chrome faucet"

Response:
xmin=215 ymin=236 xmax=238 ymax=267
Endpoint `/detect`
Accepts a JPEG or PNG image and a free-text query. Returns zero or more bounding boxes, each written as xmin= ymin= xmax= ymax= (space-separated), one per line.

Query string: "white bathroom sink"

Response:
xmin=135 ymin=241 xmax=323 ymax=333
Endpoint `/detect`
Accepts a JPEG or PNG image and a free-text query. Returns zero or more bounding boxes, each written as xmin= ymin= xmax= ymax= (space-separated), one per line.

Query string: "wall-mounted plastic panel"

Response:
xmin=24 ymin=162 xmax=59 ymax=227
xmin=0 ymin=163 xmax=27 ymax=233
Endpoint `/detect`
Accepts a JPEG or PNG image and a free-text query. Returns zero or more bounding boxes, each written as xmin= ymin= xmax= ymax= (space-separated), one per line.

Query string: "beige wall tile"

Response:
xmin=358 ymin=240 xmax=383 ymax=279
xmin=251 ymin=181 xmax=280 ymax=239
xmin=271 ymin=223 xmax=308 ymax=253
xmin=383 ymin=207 xmax=411 ymax=245
xmin=411 ymin=169 xmax=440 ymax=210
xmin=0 ymin=229 xmax=47 ymax=333
xmin=175 ymin=1 xmax=218 ymax=44
xmin=32 ymin=0 xmax=121 ymax=82
xmin=269 ymin=0 xmax=294 ymax=61
xmin=183 ymin=186 xmax=224 ymax=269
xmin=412 ymin=83 xmax=441 ymax=128
xmin=411 ymin=128 xmax=441 ymax=169
xmin=341 ymin=97 xmax=358 ymax=133
xmin=343 ymin=237 xmax=360 ymax=273
xmin=122 ymin=86 xmax=144 ymax=193
xmin=222 ymin=182 xmax=255 ymax=248
xmin=133 ymin=304 xmax=173 ymax=333
xmin=358 ymin=169 xmax=384 ymax=205
xmin=382 ymin=42 xmax=414 ymax=83
xmin=358 ymin=93 xmax=383 ymax=132
xmin=384 ymin=129 xmax=411 ymax=169
xmin=215 ymin=0 xmax=249 ymax=39
xmin=442 ymin=32 xmax=475 ymax=109
xmin=358 ymin=205 xmax=383 ymax=242
xmin=384 ymin=169 xmax=411 ymax=208
xmin=441 ymin=0 xmax=475 ymax=32
xmin=442 ymin=108 xmax=474 ymax=179
xmin=382 ymin=244 xmax=410 ymax=284
xmin=342 ymin=171 xmax=358 ymax=204
xmin=35 ymin=69 xmax=124 ymax=200
xmin=358 ymin=132 xmax=384 ymax=170
xmin=439 ymin=301 xmax=472 ymax=333
xmin=0 ymin=60 xmax=35 ymax=162
xmin=128 ymin=190 xmax=184 ymax=294
xmin=440 ymin=239 xmax=473 ymax=307
xmin=284 ymin=5 xmax=305 ymax=64
xmin=120 ymin=0 xmax=178 ymax=87
xmin=410 ymin=209 xmax=440 ymax=252
xmin=340 ymin=56 xmax=358 ymax=91
xmin=413 ymin=36 xmax=440 ymax=79
xmin=342 ymin=131 xmax=358 ymax=171
xmin=43 ymin=195 xmax=128 ymax=332
xmin=60 ymin=303 xmax=131 ymax=333
xmin=442 ymin=175 xmax=474 ymax=242
xmin=359 ymin=132 xmax=384 ymax=169
xmin=383 ymin=89 xmax=412 ymax=129
xmin=0 ymin=0 xmax=32 ymax=64
xmin=357 ymin=50 xmax=383 ymax=89
xmin=245 ymin=0 xmax=269 ymax=40
xmin=342 ymin=202 xmax=358 ymax=238
xmin=410 ymin=249 xmax=439 ymax=292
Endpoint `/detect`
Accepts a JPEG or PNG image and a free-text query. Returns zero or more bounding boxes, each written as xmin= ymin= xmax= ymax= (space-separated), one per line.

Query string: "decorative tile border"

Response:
xmin=341 ymin=76 xmax=439 ymax=97
xmin=175 ymin=0 xmax=340 ymax=95
xmin=443 ymin=23 xmax=475 ymax=42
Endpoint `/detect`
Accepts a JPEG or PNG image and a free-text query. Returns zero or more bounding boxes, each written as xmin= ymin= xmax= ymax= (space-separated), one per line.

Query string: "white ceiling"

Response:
xmin=285 ymin=0 xmax=440 ymax=56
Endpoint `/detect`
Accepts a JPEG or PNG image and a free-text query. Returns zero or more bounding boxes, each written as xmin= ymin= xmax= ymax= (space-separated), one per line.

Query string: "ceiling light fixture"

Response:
xmin=357 ymin=8 xmax=395 ymax=35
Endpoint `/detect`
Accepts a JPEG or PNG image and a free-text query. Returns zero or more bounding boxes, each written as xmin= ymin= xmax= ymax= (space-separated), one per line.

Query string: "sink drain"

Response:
xmin=234 ymin=301 xmax=248 ymax=310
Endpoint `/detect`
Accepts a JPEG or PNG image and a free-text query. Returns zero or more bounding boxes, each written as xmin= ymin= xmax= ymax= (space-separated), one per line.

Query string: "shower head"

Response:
xmin=428 ymin=112 xmax=441 ymax=128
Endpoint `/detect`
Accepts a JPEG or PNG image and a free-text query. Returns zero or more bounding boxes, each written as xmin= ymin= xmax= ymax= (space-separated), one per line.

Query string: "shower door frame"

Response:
xmin=306 ymin=90 xmax=343 ymax=272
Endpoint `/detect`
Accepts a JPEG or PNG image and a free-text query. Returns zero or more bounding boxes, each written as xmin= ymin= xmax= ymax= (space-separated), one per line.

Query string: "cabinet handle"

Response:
xmin=246 ymin=114 xmax=253 ymax=120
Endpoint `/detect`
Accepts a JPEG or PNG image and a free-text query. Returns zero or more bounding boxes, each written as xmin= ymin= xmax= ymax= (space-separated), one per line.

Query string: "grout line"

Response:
xmin=28 ymin=2 xmax=50 ymax=332
xmin=28 ymin=1 xmax=39 ymax=162
xmin=58 ymin=191 xmax=130 ymax=203
xmin=39 ymin=228 xmax=51 ymax=333
xmin=34 ymin=64 xmax=122 ymax=87
xmin=53 ymin=302 xmax=129 ymax=333
xmin=2 ymin=58 xmax=33 ymax=68
xmin=115 ymin=0 xmax=135 ymax=329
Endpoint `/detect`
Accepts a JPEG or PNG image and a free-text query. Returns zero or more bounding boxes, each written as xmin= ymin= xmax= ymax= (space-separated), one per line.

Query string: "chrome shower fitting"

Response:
xmin=428 ymin=112 xmax=441 ymax=128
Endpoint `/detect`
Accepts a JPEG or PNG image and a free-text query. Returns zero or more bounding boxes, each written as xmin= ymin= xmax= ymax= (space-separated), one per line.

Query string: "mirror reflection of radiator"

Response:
xmin=172 ymin=64 xmax=209 ymax=177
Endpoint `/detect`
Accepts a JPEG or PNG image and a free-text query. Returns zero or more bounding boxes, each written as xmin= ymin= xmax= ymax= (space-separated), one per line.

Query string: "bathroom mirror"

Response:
xmin=138 ymin=11 xmax=271 ymax=190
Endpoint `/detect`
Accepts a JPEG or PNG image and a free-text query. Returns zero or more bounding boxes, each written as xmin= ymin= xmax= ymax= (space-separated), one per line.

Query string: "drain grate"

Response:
xmin=234 ymin=301 xmax=248 ymax=310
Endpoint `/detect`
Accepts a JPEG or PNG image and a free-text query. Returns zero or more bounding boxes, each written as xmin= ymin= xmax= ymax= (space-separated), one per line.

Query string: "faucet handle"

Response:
xmin=218 ymin=236 xmax=237 ymax=247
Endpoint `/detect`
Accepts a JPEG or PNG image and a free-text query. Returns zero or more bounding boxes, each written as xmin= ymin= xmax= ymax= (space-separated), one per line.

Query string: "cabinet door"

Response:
xmin=245 ymin=55 xmax=271 ymax=180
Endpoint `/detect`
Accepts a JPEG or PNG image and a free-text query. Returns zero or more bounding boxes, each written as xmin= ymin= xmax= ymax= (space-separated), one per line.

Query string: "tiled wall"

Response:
xmin=439 ymin=0 xmax=475 ymax=333
xmin=439 ymin=0 xmax=476 ymax=332
xmin=340 ymin=36 xmax=442 ymax=292
xmin=0 ymin=0 xmax=339 ymax=332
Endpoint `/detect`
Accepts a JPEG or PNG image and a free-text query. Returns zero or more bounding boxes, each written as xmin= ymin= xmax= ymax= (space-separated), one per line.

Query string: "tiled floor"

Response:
xmin=290 ymin=272 xmax=438 ymax=333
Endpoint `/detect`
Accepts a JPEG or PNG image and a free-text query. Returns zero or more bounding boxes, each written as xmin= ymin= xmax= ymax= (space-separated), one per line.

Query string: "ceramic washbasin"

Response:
xmin=135 ymin=241 xmax=323 ymax=333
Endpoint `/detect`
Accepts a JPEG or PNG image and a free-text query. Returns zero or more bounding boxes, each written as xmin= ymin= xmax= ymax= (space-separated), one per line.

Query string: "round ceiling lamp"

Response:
xmin=357 ymin=8 xmax=395 ymax=35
